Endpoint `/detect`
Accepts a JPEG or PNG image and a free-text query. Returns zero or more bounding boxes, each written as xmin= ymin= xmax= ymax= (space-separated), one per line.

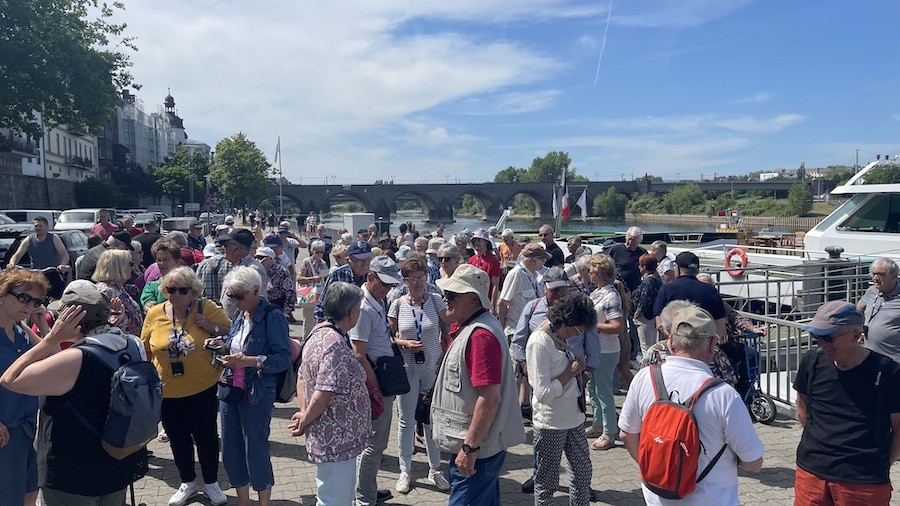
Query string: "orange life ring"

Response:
xmin=725 ymin=248 xmax=748 ymax=278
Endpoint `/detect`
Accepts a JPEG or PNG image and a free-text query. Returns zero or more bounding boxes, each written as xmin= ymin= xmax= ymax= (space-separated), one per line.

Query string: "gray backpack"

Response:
xmin=69 ymin=337 xmax=163 ymax=460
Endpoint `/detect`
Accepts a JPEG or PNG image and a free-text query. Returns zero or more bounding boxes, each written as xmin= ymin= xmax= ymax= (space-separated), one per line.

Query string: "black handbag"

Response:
xmin=217 ymin=382 xmax=245 ymax=405
xmin=369 ymin=343 xmax=410 ymax=396
xmin=415 ymin=387 xmax=433 ymax=424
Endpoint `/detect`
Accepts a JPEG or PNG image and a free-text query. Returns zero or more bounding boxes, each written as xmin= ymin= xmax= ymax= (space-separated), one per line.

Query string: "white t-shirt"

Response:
xmin=657 ymin=255 xmax=675 ymax=281
xmin=349 ymin=286 xmax=394 ymax=360
xmin=590 ymin=284 xmax=623 ymax=354
xmin=618 ymin=356 xmax=765 ymax=506
xmin=229 ymin=317 xmax=252 ymax=355
xmin=388 ymin=292 xmax=446 ymax=371
xmin=526 ymin=328 xmax=585 ymax=430
xmin=283 ymin=237 xmax=301 ymax=267
xmin=499 ymin=263 xmax=541 ymax=336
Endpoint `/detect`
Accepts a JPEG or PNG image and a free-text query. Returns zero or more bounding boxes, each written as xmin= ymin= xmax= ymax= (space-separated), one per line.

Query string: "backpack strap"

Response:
xmin=648 ymin=364 xmax=669 ymax=402
xmin=687 ymin=375 xmax=728 ymax=483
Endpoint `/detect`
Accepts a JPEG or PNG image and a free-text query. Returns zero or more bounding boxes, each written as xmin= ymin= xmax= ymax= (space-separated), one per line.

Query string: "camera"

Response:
xmin=414 ymin=350 xmax=425 ymax=364
xmin=171 ymin=361 xmax=185 ymax=377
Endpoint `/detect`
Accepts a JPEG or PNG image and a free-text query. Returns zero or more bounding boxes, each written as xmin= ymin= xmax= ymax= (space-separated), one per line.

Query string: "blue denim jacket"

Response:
xmin=226 ymin=299 xmax=292 ymax=404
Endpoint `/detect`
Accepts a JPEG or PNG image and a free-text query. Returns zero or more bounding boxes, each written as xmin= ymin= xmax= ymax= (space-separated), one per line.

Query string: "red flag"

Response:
xmin=561 ymin=179 xmax=571 ymax=220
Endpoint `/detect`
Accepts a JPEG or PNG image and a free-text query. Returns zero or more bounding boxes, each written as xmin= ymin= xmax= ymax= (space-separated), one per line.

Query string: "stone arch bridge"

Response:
xmin=269 ymin=180 xmax=816 ymax=224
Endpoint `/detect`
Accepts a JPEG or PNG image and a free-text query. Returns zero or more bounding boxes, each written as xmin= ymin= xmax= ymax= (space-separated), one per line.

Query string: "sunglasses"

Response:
xmin=444 ymin=291 xmax=461 ymax=302
xmin=817 ymin=328 xmax=855 ymax=343
xmin=166 ymin=287 xmax=191 ymax=295
xmin=10 ymin=291 xmax=48 ymax=307
xmin=438 ymin=257 xmax=456 ymax=263
xmin=255 ymin=256 xmax=270 ymax=261
xmin=226 ymin=292 xmax=247 ymax=301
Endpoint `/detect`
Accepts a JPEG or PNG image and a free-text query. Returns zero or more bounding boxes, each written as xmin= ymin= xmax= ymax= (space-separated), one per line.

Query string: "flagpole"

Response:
xmin=276 ymin=136 xmax=283 ymax=219
xmin=555 ymin=165 xmax=566 ymax=235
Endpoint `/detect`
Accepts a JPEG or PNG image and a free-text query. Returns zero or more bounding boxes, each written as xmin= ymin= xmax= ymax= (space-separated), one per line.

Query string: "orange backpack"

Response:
xmin=638 ymin=364 xmax=728 ymax=500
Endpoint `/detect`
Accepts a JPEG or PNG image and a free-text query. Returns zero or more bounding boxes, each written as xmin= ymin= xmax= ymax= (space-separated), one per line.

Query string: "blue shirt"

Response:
xmin=509 ymin=296 xmax=601 ymax=369
xmin=314 ymin=264 xmax=367 ymax=323
xmin=0 ymin=325 xmax=38 ymax=429
xmin=651 ymin=274 xmax=727 ymax=320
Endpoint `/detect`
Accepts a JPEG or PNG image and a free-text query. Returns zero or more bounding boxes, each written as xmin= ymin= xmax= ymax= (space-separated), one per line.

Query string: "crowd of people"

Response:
xmin=0 ymin=213 xmax=899 ymax=506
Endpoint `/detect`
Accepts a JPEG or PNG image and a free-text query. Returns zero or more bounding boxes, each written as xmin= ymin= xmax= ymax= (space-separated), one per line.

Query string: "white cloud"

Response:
xmin=613 ymin=0 xmax=754 ymax=28
xmin=734 ymin=91 xmax=772 ymax=104
xmin=459 ymin=90 xmax=561 ymax=115
xmin=590 ymin=113 xmax=803 ymax=134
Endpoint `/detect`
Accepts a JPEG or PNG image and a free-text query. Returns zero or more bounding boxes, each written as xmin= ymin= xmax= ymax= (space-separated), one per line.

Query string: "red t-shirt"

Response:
xmin=91 ymin=221 xmax=119 ymax=240
xmin=469 ymin=252 xmax=501 ymax=294
xmin=449 ymin=327 xmax=502 ymax=387
xmin=127 ymin=226 xmax=144 ymax=238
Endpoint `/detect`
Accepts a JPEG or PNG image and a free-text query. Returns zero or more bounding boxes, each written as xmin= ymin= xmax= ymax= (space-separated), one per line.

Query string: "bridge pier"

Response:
xmin=425 ymin=206 xmax=454 ymax=224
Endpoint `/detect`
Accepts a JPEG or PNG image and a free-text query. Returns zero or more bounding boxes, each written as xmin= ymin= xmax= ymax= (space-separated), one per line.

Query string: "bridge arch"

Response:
xmin=453 ymin=191 xmax=496 ymax=220
xmin=505 ymin=191 xmax=543 ymax=218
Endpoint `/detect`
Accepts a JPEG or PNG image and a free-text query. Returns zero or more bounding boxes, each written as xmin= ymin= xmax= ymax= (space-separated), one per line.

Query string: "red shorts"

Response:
xmin=794 ymin=466 xmax=892 ymax=505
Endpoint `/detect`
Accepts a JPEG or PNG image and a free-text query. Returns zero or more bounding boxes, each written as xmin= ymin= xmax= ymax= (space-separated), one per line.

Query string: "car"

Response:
xmin=0 ymin=229 xmax=90 ymax=300
xmin=55 ymin=208 xmax=119 ymax=234
xmin=0 ymin=209 xmax=62 ymax=228
xmin=0 ymin=213 xmax=36 ymax=233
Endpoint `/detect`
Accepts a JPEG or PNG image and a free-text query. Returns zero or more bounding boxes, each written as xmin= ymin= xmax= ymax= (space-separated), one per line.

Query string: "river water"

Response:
xmin=321 ymin=211 xmax=792 ymax=236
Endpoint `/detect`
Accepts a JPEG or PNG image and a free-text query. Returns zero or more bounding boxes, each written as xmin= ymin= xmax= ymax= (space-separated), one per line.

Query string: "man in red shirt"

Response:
xmin=90 ymin=209 xmax=119 ymax=240
xmin=468 ymin=228 xmax=501 ymax=313
xmin=433 ymin=264 xmax=525 ymax=505
xmin=122 ymin=215 xmax=143 ymax=238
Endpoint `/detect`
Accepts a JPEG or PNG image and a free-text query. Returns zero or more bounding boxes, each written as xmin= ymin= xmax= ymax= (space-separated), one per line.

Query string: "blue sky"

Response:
xmin=118 ymin=0 xmax=900 ymax=183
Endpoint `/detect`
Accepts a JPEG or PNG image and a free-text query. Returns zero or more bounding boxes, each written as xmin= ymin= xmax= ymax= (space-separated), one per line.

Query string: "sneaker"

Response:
xmin=203 ymin=482 xmax=227 ymax=506
xmin=157 ymin=429 xmax=169 ymax=443
xmin=427 ymin=470 xmax=451 ymax=491
xmin=395 ymin=473 xmax=411 ymax=494
xmin=168 ymin=482 xmax=199 ymax=506
xmin=521 ymin=476 xmax=535 ymax=494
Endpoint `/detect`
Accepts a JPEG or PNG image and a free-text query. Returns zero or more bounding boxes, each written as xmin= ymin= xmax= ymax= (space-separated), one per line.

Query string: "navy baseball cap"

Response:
xmin=803 ymin=301 xmax=864 ymax=336
xmin=348 ymin=240 xmax=374 ymax=259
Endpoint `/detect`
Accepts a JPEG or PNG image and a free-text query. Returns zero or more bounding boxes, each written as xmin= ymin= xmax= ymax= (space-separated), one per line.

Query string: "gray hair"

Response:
xmin=501 ymin=228 xmax=514 ymax=239
xmin=626 ymin=226 xmax=643 ymax=242
xmin=166 ymin=230 xmax=188 ymax=247
xmin=437 ymin=243 xmax=461 ymax=259
xmin=575 ymin=245 xmax=592 ymax=258
xmin=696 ymin=273 xmax=714 ymax=286
xmin=341 ymin=232 xmax=353 ymax=245
xmin=310 ymin=240 xmax=326 ymax=253
xmin=574 ymin=255 xmax=591 ymax=273
xmin=414 ymin=236 xmax=429 ymax=249
xmin=223 ymin=265 xmax=263 ymax=294
xmin=567 ymin=236 xmax=582 ymax=246
xmin=870 ymin=257 xmax=899 ymax=278
xmin=659 ymin=300 xmax=700 ymax=339
xmin=651 ymin=240 xmax=667 ymax=254
xmin=321 ymin=282 xmax=363 ymax=321
xmin=131 ymin=240 xmax=142 ymax=253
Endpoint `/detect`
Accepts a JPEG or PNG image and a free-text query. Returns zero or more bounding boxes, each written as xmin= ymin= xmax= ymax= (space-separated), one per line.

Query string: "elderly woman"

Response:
xmin=527 ymin=294 xmax=595 ymax=505
xmin=388 ymin=256 xmax=451 ymax=494
xmin=453 ymin=231 xmax=472 ymax=262
xmin=298 ymin=240 xmax=329 ymax=335
xmin=330 ymin=244 xmax=349 ymax=274
xmin=437 ymin=243 xmax=461 ymax=279
xmin=93 ymin=249 xmax=143 ymax=336
xmin=141 ymin=267 xmax=231 ymax=506
xmin=631 ymin=254 xmax=662 ymax=354
xmin=585 ymin=254 xmax=627 ymax=450
xmin=570 ymin=256 xmax=596 ymax=297
xmin=0 ymin=269 xmax=49 ymax=506
xmin=207 ymin=266 xmax=291 ymax=506
xmin=140 ymin=239 xmax=183 ymax=311
xmin=255 ymin=247 xmax=294 ymax=316
xmin=468 ymin=228 xmax=501 ymax=311
xmin=290 ymin=282 xmax=371 ymax=505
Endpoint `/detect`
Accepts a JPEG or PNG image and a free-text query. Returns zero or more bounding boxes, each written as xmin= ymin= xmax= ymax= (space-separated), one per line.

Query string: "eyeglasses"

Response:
xmin=444 ymin=291 xmax=461 ymax=302
xmin=873 ymin=271 xmax=890 ymax=277
xmin=166 ymin=287 xmax=191 ymax=295
xmin=9 ymin=291 xmax=48 ymax=307
xmin=226 ymin=292 xmax=247 ymax=301
xmin=438 ymin=257 xmax=456 ymax=263
xmin=403 ymin=275 xmax=426 ymax=284
xmin=255 ymin=256 xmax=270 ymax=261
xmin=817 ymin=328 xmax=856 ymax=343
xmin=539 ymin=233 xmax=552 ymax=237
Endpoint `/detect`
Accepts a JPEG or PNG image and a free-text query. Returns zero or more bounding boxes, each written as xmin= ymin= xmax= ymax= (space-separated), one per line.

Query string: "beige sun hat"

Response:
xmin=436 ymin=264 xmax=490 ymax=308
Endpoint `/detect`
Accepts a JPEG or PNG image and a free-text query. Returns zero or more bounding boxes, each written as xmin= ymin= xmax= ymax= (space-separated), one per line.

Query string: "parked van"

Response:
xmin=0 ymin=209 xmax=62 ymax=228
xmin=55 ymin=208 xmax=118 ymax=234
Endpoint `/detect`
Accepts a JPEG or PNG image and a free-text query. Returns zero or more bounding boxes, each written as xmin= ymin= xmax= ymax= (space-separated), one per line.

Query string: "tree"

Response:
xmin=1 ymin=1 xmax=137 ymax=139
xmin=592 ymin=187 xmax=628 ymax=218
xmin=109 ymin=164 xmax=160 ymax=201
xmin=494 ymin=166 xmax=526 ymax=183
xmin=151 ymin=146 xmax=207 ymax=206
xmin=75 ymin=176 xmax=125 ymax=208
xmin=662 ymin=183 xmax=705 ymax=214
xmin=210 ymin=133 xmax=271 ymax=205
xmin=787 ymin=182 xmax=813 ymax=216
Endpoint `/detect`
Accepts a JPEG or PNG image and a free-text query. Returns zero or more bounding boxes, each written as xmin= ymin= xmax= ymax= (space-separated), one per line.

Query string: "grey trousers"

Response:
xmin=356 ymin=394 xmax=395 ymax=506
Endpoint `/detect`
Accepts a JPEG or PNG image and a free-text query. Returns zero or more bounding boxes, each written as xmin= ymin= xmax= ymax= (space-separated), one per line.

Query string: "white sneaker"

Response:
xmin=168 ymin=482 xmax=199 ymax=506
xmin=395 ymin=472 xmax=411 ymax=494
xmin=427 ymin=470 xmax=451 ymax=491
xmin=204 ymin=482 xmax=228 ymax=506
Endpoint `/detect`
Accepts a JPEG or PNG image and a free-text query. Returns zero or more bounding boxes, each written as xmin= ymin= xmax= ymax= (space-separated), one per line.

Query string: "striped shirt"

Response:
xmin=388 ymin=292 xmax=447 ymax=371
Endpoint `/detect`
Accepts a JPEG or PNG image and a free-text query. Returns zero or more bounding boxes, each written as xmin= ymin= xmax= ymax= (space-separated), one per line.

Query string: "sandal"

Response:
xmin=584 ymin=426 xmax=602 ymax=438
xmin=591 ymin=434 xmax=615 ymax=451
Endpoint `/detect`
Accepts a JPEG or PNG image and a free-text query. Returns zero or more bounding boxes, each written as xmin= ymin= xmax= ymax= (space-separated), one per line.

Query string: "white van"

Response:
xmin=0 ymin=209 xmax=61 ymax=228
xmin=56 ymin=208 xmax=118 ymax=234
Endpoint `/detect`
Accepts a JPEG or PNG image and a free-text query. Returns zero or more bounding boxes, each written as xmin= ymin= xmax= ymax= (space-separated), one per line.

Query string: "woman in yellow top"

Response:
xmin=140 ymin=267 xmax=231 ymax=506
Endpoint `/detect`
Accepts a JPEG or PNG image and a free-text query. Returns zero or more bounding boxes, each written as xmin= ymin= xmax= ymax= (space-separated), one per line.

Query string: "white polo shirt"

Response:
xmin=499 ymin=263 xmax=540 ymax=335
xmin=619 ymin=356 xmax=765 ymax=506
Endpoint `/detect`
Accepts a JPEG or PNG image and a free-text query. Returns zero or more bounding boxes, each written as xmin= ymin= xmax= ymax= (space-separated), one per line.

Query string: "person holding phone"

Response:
xmin=140 ymin=267 xmax=231 ymax=506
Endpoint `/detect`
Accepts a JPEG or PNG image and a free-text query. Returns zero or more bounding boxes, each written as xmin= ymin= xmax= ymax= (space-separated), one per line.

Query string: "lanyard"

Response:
xmin=526 ymin=269 xmax=541 ymax=297
xmin=408 ymin=294 xmax=427 ymax=342
xmin=869 ymin=294 xmax=887 ymax=323
xmin=364 ymin=289 xmax=391 ymax=336
xmin=170 ymin=301 xmax=193 ymax=347
xmin=325 ymin=320 xmax=353 ymax=350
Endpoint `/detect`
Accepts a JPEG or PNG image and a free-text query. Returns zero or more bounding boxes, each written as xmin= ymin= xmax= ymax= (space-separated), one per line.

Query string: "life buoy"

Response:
xmin=725 ymin=248 xmax=748 ymax=278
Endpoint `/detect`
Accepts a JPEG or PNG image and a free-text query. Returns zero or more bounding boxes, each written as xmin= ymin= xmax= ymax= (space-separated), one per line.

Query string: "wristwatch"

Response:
xmin=256 ymin=355 xmax=267 ymax=368
xmin=213 ymin=324 xmax=221 ymax=334
xmin=461 ymin=443 xmax=480 ymax=455
xmin=583 ymin=371 xmax=593 ymax=379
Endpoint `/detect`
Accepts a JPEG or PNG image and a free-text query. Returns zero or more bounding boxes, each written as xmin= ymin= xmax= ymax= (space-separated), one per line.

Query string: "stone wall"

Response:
xmin=0 ymin=173 xmax=76 ymax=209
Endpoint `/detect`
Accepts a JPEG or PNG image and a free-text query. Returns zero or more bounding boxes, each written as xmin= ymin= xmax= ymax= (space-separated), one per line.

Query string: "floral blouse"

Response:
xmin=632 ymin=273 xmax=662 ymax=319
xmin=300 ymin=325 xmax=371 ymax=463
xmin=266 ymin=262 xmax=295 ymax=312
xmin=96 ymin=282 xmax=144 ymax=336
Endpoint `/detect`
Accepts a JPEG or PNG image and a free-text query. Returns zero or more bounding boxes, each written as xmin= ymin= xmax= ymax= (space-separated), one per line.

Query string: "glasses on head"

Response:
xmin=9 ymin=291 xmax=48 ymax=307
xmin=226 ymin=292 xmax=247 ymax=301
xmin=403 ymin=275 xmax=426 ymax=284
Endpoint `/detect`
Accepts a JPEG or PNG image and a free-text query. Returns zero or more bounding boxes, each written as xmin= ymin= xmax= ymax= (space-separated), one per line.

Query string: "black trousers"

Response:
xmin=160 ymin=384 xmax=220 ymax=484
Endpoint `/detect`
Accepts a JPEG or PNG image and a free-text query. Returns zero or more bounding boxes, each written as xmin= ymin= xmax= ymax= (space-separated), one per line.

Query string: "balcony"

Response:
xmin=0 ymin=136 xmax=39 ymax=158
xmin=66 ymin=155 xmax=93 ymax=169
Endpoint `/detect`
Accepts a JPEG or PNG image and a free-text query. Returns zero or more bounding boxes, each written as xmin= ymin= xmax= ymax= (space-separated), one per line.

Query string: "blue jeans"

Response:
xmin=449 ymin=450 xmax=506 ymax=506
xmin=315 ymin=458 xmax=357 ymax=506
xmin=220 ymin=388 xmax=275 ymax=491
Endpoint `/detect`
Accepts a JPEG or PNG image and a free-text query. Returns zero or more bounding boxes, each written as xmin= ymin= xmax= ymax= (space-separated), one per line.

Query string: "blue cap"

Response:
xmin=802 ymin=301 xmax=863 ymax=336
xmin=348 ymin=240 xmax=373 ymax=259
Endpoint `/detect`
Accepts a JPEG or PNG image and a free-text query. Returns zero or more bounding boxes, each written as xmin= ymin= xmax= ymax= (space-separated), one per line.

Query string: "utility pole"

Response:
xmin=856 ymin=148 xmax=860 ymax=171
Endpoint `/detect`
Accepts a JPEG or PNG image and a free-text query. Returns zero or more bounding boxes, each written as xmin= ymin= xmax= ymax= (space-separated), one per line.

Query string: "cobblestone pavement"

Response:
xmin=131 ymin=322 xmax=900 ymax=506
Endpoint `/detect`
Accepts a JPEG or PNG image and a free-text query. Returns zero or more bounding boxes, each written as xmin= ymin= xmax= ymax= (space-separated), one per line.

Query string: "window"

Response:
xmin=56 ymin=134 xmax=60 ymax=154
xmin=837 ymin=194 xmax=900 ymax=233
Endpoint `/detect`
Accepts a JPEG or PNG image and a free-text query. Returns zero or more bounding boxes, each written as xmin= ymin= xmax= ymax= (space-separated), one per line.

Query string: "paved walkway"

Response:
xmin=128 ymin=322 xmax=900 ymax=506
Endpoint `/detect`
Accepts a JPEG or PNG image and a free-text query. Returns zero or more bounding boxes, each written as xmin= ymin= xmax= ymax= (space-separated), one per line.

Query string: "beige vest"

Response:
xmin=431 ymin=311 xmax=525 ymax=458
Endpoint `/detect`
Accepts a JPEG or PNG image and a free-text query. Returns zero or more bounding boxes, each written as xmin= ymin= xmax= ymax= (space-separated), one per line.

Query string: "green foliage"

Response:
xmin=625 ymin=193 xmax=658 ymax=215
xmin=455 ymin=195 xmax=484 ymax=215
xmin=397 ymin=201 xmax=421 ymax=211
xmin=150 ymin=146 xmax=207 ymax=205
xmin=592 ymin=187 xmax=627 ymax=218
xmin=330 ymin=202 xmax=364 ymax=213
xmin=661 ymin=183 xmax=705 ymax=214
xmin=862 ymin=166 xmax=900 ymax=184
xmin=210 ymin=133 xmax=272 ymax=205
xmin=787 ymin=182 xmax=813 ymax=216
xmin=824 ymin=165 xmax=855 ymax=183
xmin=494 ymin=166 xmax=527 ymax=183
xmin=0 ymin=0 xmax=137 ymax=139
xmin=510 ymin=194 xmax=537 ymax=215
xmin=524 ymin=151 xmax=571 ymax=182
xmin=109 ymin=164 xmax=160 ymax=201
xmin=75 ymin=176 xmax=125 ymax=208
